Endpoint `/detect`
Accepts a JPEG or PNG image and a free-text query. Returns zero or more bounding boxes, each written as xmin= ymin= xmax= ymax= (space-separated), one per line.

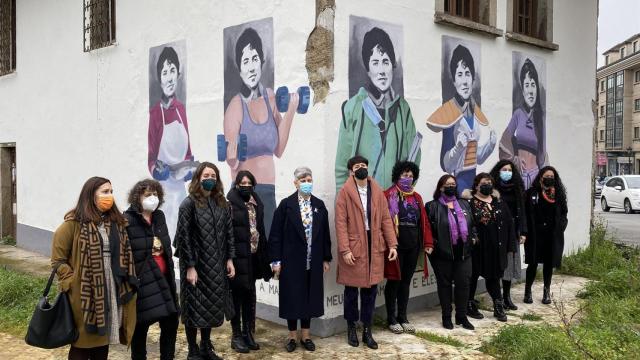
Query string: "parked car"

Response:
xmin=600 ymin=175 xmax=640 ymax=214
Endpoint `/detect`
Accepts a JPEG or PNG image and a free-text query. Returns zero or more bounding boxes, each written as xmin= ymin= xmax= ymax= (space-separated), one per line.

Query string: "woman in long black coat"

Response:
xmin=463 ymin=173 xmax=517 ymax=322
xmin=523 ymin=166 xmax=568 ymax=305
xmin=174 ymin=162 xmax=236 ymax=360
xmin=227 ymin=170 xmax=272 ymax=353
xmin=124 ymin=179 xmax=179 ymax=360
xmin=268 ymin=166 xmax=332 ymax=353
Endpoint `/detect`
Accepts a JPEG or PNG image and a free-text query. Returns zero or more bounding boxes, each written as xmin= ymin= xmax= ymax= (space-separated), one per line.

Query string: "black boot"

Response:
xmin=502 ymin=281 xmax=518 ymax=310
xmin=231 ymin=325 xmax=249 ymax=354
xmin=442 ymin=315 xmax=453 ymax=330
xmin=187 ymin=344 xmax=203 ymax=360
xmin=200 ymin=340 xmax=222 ymax=360
xmin=455 ymin=316 xmax=475 ymax=330
xmin=362 ymin=326 xmax=378 ymax=350
xmin=542 ymin=286 xmax=551 ymax=304
xmin=493 ymin=299 xmax=508 ymax=322
xmin=523 ymin=285 xmax=533 ymax=304
xmin=347 ymin=322 xmax=359 ymax=347
xmin=242 ymin=324 xmax=260 ymax=351
xmin=467 ymin=300 xmax=484 ymax=319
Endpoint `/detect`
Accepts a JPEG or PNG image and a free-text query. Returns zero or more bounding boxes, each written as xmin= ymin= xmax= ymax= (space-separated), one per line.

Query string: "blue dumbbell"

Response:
xmin=275 ymin=86 xmax=311 ymax=114
xmin=217 ymin=134 xmax=248 ymax=162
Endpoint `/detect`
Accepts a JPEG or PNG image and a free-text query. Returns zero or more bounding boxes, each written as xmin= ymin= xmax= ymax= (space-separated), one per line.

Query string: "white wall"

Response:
xmin=0 ymin=0 xmax=597 ymax=323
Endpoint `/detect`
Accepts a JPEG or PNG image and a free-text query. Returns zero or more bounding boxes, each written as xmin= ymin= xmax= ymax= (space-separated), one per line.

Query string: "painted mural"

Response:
xmin=426 ymin=35 xmax=496 ymax=194
xmin=222 ymin=18 xmax=299 ymax=236
xmin=147 ymin=39 xmax=197 ymax=240
xmin=335 ymin=15 xmax=421 ymax=193
xmin=499 ymin=52 xmax=548 ymax=189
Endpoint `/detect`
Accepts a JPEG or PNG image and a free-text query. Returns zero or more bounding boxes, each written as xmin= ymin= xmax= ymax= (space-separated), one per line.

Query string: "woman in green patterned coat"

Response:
xmin=335 ymin=27 xmax=420 ymax=193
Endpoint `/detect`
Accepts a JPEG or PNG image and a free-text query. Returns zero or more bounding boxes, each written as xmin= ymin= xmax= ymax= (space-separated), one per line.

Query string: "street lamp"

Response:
xmin=627 ymin=146 xmax=633 ymax=175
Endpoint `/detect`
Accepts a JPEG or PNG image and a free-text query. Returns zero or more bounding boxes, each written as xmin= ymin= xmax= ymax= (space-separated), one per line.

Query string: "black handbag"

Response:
xmin=24 ymin=263 xmax=78 ymax=349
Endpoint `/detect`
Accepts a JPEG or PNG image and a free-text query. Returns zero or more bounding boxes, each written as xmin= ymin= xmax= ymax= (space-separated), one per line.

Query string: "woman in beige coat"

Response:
xmin=51 ymin=177 xmax=137 ymax=360
xmin=335 ymin=155 xmax=397 ymax=350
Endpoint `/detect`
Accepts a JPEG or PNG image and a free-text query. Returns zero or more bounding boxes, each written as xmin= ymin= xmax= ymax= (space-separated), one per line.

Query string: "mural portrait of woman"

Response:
xmin=222 ymin=18 xmax=299 ymax=236
xmin=426 ymin=36 xmax=496 ymax=194
xmin=335 ymin=15 xmax=421 ymax=193
xmin=499 ymin=53 xmax=548 ymax=189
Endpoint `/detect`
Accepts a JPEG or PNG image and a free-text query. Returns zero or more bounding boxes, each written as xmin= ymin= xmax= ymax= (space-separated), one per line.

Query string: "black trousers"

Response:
xmin=384 ymin=243 xmax=420 ymax=324
xmin=131 ymin=312 xmax=179 ymax=360
xmin=287 ymin=318 xmax=311 ymax=331
xmin=68 ymin=345 xmax=109 ymax=360
xmin=344 ymin=285 xmax=378 ymax=326
xmin=525 ymin=261 xmax=553 ymax=288
xmin=431 ymin=256 xmax=471 ymax=318
xmin=231 ymin=282 xmax=256 ymax=333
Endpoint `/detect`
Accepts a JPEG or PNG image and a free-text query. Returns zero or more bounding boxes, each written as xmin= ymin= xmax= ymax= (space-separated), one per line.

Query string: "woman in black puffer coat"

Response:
xmin=124 ymin=179 xmax=179 ymax=360
xmin=226 ymin=170 xmax=272 ymax=353
xmin=174 ymin=162 xmax=236 ymax=360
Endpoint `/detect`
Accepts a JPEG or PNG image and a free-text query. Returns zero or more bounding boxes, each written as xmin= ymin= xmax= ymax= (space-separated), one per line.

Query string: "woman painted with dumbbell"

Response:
xmin=223 ymin=27 xmax=306 ymax=236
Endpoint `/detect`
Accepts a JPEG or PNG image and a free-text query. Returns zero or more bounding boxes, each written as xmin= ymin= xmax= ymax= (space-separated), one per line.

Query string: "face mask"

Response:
xmin=201 ymin=178 xmax=216 ymax=191
xmin=479 ymin=184 xmax=494 ymax=196
xmin=542 ymin=177 xmax=555 ymax=187
xmin=354 ymin=168 xmax=368 ymax=180
xmin=397 ymin=177 xmax=413 ymax=192
xmin=500 ymin=170 xmax=513 ymax=182
xmin=142 ymin=195 xmax=159 ymax=212
xmin=238 ymin=186 xmax=253 ymax=201
xmin=443 ymin=186 xmax=457 ymax=197
xmin=299 ymin=182 xmax=313 ymax=195
xmin=96 ymin=194 xmax=114 ymax=212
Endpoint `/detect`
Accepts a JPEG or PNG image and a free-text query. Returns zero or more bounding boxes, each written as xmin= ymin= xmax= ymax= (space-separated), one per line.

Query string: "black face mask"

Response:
xmin=542 ymin=177 xmax=555 ymax=187
xmin=354 ymin=168 xmax=368 ymax=180
xmin=238 ymin=186 xmax=253 ymax=201
xmin=479 ymin=184 xmax=494 ymax=196
xmin=443 ymin=186 xmax=457 ymax=197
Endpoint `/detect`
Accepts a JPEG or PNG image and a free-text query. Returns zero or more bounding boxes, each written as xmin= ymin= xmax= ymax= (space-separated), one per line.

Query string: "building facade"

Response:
xmin=596 ymin=33 xmax=640 ymax=176
xmin=0 ymin=0 xmax=597 ymax=335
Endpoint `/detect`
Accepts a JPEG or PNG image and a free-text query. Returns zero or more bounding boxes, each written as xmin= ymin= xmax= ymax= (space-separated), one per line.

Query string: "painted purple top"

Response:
xmin=240 ymin=91 xmax=278 ymax=159
xmin=510 ymin=108 xmax=538 ymax=154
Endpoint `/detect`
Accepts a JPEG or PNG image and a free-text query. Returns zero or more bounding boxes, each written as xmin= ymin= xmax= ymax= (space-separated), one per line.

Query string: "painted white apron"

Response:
xmin=157 ymin=105 xmax=189 ymax=277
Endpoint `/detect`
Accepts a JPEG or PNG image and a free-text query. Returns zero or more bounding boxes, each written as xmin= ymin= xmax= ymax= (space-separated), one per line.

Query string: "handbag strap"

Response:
xmin=43 ymin=262 xmax=64 ymax=298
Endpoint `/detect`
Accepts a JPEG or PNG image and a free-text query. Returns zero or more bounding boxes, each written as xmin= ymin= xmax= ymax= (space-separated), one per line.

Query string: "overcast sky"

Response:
xmin=597 ymin=0 xmax=640 ymax=67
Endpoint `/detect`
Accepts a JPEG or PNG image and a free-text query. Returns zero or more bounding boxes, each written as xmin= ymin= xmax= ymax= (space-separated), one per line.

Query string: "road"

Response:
xmin=593 ymin=205 xmax=640 ymax=247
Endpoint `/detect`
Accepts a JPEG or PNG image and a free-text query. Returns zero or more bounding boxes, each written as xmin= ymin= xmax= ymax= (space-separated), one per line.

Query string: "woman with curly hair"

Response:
xmin=489 ymin=160 xmax=527 ymax=310
xmin=124 ymin=179 xmax=179 ymax=360
xmin=174 ymin=162 xmax=236 ymax=360
xmin=383 ymin=161 xmax=433 ymax=334
xmin=523 ymin=166 xmax=568 ymax=305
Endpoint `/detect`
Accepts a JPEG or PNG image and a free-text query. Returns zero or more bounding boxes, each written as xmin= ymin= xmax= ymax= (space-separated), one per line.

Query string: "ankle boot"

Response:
xmin=347 ymin=322 xmax=359 ymax=347
xmin=442 ymin=315 xmax=453 ymax=330
xmin=455 ymin=316 xmax=475 ymax=330
xmin=187 ymin=343 xmax=203 ymax=360
xmin=200 ymin=339 xmax=222 ymax=360
xmin=523 ymin=285 xmax=533 ymax=304
xmin=362 ymin=326 xmax=378 ymax=350
xmin=542 ymin=286 xmax=551 ymax=304
xmin=502 ymin=281 xmax=518 ymax=310
xmin=493 ymin=299 xmax=508 ymax=322
xmin=231 ymin=327 xmax=249 ymax=353
xmin=467 ymin=300 xmax=484 ymax=319
xmin=242 ymin=325 xmax=259 ymax=350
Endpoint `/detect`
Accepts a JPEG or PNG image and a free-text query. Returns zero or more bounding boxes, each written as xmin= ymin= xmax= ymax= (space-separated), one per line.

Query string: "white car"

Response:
xmin=600 ymin=175 xmax=640 ymax=214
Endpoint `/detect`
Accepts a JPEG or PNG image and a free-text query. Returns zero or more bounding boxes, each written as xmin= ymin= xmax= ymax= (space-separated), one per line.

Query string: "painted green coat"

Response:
xmin=335 ymin=87 xmax=420 ymax=193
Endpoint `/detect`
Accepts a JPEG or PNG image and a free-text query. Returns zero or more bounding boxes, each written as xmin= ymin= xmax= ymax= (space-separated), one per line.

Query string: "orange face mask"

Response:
xmin=96 ymin=194 xmax=114 ymax=212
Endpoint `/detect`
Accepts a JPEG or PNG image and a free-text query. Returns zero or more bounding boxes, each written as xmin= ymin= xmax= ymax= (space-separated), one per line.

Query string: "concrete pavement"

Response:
xmin=593 ymin=205 xmax=640 ymax=247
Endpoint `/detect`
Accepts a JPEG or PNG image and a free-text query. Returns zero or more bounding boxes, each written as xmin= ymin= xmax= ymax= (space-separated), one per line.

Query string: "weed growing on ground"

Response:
xmin=415 ymin=330 xmax=465 ymax=348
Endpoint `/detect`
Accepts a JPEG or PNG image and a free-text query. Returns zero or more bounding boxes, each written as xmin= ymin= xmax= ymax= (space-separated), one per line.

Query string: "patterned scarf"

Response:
xmin=438 ymin=195 xmax=469 ymax=245
xmin=78 ymin=220 xmax=137 ymax=335
xmin=387 ymin=184 xmax=418 ymax=234
xmin=542 ymin=186 xmax=556 ymax=203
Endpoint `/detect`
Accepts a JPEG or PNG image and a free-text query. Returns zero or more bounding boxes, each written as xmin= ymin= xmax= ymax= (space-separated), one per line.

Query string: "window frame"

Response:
xmin=83 ymin=0 xmax=116 ymax=52
xmin=0 ymin=0 xmax=16 ymax=76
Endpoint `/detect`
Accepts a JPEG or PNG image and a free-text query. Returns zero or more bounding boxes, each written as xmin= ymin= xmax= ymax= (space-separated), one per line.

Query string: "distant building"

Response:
xmin=595 ymin=33 xmax=640 ymax=176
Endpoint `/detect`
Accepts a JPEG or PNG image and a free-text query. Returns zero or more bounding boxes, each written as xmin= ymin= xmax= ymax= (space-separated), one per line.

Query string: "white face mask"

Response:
xmin=142 ymin=195 xmax=160 ymax=212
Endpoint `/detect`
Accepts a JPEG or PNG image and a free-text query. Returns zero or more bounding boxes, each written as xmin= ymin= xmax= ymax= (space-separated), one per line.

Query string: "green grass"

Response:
xmin=0 ymin=266 xmax=53 ymax=337
xmin=481 ymin=219 xmax=640 ymax=360
xmin=415 ymin=330 xmax=465 ymax=348
xmin=520 ymin=312 xmax=542 ymax=321
xmin=0 ymin=236 xmax=16 ymax=246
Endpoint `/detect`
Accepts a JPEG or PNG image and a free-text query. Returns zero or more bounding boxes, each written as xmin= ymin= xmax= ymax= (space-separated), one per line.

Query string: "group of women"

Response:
xmin=50 ymin=159 xmax=567 ymax=360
